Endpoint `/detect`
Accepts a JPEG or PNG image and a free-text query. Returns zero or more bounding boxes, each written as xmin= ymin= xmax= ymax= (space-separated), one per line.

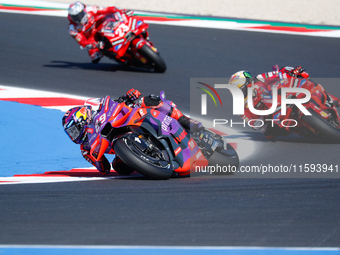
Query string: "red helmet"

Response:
xmin=68 ymin=2 xmax=88 ymax=25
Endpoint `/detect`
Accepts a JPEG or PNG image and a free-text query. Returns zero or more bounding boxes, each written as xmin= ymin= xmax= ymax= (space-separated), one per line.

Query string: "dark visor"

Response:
xmin=70 ymin=10 xmax=85 ymax=23
xmin=66 ymin=124 xmax=81 ymax=141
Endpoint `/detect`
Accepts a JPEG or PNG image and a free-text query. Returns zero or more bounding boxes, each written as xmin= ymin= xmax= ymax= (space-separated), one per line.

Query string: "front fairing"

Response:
xmin=86 ymin=97 xmax=137 ymax=158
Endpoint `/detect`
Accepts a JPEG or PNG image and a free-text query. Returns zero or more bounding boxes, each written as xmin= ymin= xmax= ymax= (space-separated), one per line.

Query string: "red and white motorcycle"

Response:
xmin=92 ymin=11 xmax=166 ymax=72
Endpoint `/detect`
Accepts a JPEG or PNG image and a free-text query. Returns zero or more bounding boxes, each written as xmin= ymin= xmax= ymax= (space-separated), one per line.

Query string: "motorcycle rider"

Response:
xmin=68 ymin=1 xmax=134 ymax=64
xmin=62 ymin=89 xmax=202 ymax=175
xmin=229 ymin=66 xmax=340 ymax=139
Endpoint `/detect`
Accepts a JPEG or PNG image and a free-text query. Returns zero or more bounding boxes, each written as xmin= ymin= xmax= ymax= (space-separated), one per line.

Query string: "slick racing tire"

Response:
xmin=208 ymin=143 xmax=240 ymax=175
xmin=138 ymin=44 xmax=167 ymax=73
xmin=114 ymin=137 xmax=173 ymax=180
xmin=301 ymin=109 xmax=340 ymax=143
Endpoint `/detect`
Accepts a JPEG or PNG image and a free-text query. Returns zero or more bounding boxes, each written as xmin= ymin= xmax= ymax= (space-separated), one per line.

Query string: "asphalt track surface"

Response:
xmin=1 ymin=12 xmax=340 ymax=247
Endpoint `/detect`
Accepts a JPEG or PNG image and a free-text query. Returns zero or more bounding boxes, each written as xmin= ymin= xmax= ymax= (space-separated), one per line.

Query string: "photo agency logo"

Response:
xmin=196 ymin=77 xmax=312 ymax=129
xmin=196 ymin=82 xmax=223 ymax=114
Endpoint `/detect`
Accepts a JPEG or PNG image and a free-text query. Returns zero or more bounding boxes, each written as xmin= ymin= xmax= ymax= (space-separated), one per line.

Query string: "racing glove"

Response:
xmin=122 ymin=9 xmax=134 ymax=16
xmin=84 ymin=42 xmax=99 ymax=50
xmin=291 ymin=66 xmax=309 ymax=78
xmin=98 ymin=41 xmax=105 ymax=50
xmin=126 ymin=89 xmax=142 ymax=102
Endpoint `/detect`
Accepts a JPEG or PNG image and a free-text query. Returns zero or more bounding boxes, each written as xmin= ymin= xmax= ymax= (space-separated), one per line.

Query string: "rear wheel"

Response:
xmin=138 ymin=44 xmax=167 ymax=73
xmin=301 ymin=109 xmax=340 ymax=142
xmin=114 ymin=137 xmax=173 ymax=179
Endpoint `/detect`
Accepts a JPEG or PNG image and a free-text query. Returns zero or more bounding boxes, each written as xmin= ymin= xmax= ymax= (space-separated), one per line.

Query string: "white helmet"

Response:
xmin=229 ymin=70 xmax=252 ymax=96
xmin=68 ymin=2 xmax=88 ymax=25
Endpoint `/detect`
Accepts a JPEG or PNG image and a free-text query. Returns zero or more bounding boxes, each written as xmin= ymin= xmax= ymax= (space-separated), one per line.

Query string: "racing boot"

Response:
xmin=326 ymin=92 xmax=340 ymax=107
xmin=89 ymin=49 xmax=103 ymax=64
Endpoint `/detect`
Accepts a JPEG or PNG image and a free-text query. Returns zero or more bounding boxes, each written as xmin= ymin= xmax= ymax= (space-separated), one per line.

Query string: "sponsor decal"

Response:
xmin=131 ymin=19 xmax=136 ymax=30
xmin=104 ymin=97 xmax=110 ymax=111
xmin=151 ymin=109 xmax=160 ymax=117
xmin=136 ymin=20 xmax=143 ymax=28
xmin=114 ymin=43 xmax=122 ymax=51
xmin=174 ymin=147 xmax=182 ymax=156
xmin=293 ymin=78 xmax=299 ymax=88
xmin=161 ymin=115 xmax=172 ymax=131
xmin=174 ymin=129 xmax=188 ymax=143
xmin=139 ymin=109 xmax=146 ymax=116
xmin=111 ymin=39 xmax=125 ymax=46
xmin=188 ymin=138 xmax=196 ymax=150
xmin=300 ymin=79 xmax=307 ymax=87
xmin=320 ymin=111 xmax=329 ymax=118
xmin=211 ymin=140 xmax=219 ymax=151
xmin=196 ymin=82 xmax=223 ymax=115
xmin=86 ymin=128 xmax=94 ymax=134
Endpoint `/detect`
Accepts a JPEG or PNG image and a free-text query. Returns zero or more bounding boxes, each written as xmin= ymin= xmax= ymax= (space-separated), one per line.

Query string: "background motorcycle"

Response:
xmin=84 ymin=11 xmax=166 ymax=72
xmin=257 ymin=74 xmax=340 ymax=142
xmin=85 ymin=94 xmax=239 ymax=179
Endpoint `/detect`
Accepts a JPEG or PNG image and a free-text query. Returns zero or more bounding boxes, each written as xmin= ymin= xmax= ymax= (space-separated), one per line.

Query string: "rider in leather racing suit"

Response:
xmin=229 ymin=66 xmax=340 ymax=139
xmin=68 ymin=1 xmax=134 ymax=63
xmin=62 ymin=89 xmax=202 ymax=175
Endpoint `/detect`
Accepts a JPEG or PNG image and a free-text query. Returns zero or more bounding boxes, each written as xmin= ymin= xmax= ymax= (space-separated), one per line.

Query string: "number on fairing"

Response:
xmin=115 ymin=23 xmax=129 ymax=37
xmin=95 ymin=113 xmax=106 ymax=133
xmin=99 ymin=113 xmax=106 ymax=123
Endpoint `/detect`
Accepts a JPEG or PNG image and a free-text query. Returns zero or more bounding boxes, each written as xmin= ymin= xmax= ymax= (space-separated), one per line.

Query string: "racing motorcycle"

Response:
xmin=84 ymin=93 xmax=239 ymax=179
xmin=254 ymin=70 xmax=340 ymax=142
xmin=86 ymin=11 xmax=166 ymax=72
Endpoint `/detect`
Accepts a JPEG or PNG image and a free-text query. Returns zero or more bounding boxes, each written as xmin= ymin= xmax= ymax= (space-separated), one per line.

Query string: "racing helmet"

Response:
xmin=68 ymin=2 xmax=88 ymax=25
xmin=229 ymin=70 xmax=252 ymax=96
xmin=62 ymin=106 xmax=92 ymax=144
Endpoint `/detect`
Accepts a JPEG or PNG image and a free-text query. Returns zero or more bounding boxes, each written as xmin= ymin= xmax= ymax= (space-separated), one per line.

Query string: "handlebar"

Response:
xmin=114 ymin=95 xmax=127 ymax=103
xmin=114 ymin=95 xmax=139 ymax=107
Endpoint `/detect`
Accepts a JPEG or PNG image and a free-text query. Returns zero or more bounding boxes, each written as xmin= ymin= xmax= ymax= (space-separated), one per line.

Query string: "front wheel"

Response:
xmin=208 ymin=143 xmax=240 ymax=175
xmin=113 ymin=137 xmax=173 ymax=179
xmin=301 ymin=109 xmax=340 ymax=143
xmin=138 ymin=44 xmax=167 ymax=73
